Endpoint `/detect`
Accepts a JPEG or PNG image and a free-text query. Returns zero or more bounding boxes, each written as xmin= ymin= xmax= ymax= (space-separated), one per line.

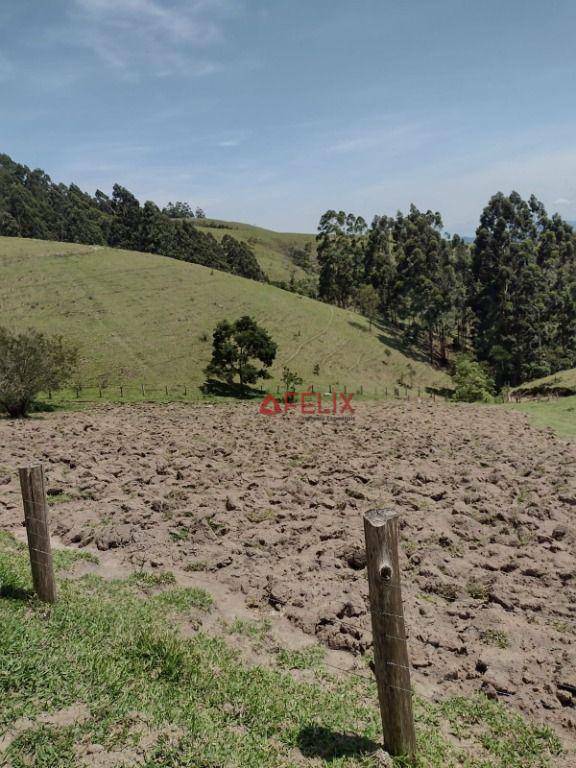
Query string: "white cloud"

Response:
xmin=217 ymin=139 xmax=240 ymax=147
xmin=553 ymin=197 xmax=573 ymax=206
xmin=69 ymin=0 xmax=233 ymax=78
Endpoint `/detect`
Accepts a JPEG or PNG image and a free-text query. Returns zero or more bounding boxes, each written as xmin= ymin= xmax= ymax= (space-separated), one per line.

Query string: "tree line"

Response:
xmin=317 ymin=193 xmax=576 ymax=387
xmin=0 ymin=153 xmax=265 ymax=282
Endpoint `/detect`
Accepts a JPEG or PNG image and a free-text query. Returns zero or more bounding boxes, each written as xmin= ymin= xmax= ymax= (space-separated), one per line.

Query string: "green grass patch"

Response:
xmin=129 ymin=569 xmax=177 ymax=586
xmin=508 ymin=395 xmax=576 ymax=437
xmin=52 ymin=549 xmax=99 ymax=569
xmin=227 ymin=617 xmax=272 ymax=643
xmin=0 ymin=532 xmax=565 ymax=767
xmin=152 ymin=586 xmax=213 ymax=612
xmin=276 ymin=645 xmax=326 ymax=670
xmin=47 ymin=491 xmax=75 ymax=506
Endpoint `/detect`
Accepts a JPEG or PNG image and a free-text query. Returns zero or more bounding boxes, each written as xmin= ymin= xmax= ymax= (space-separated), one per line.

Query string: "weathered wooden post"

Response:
xmin=364 ymin=509 xmax=416 ymax=761
xmin=141 ymin=383 xmax=145 ymax=396
xmin=120 ymin=385 xmax=124 ymax=398
xmin=18 ymin=465 xmax=57 ymax=603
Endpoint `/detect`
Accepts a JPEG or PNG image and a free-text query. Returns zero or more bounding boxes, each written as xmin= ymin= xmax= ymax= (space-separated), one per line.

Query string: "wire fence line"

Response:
xmin=40 ymin=382 xmax=446 ymax=403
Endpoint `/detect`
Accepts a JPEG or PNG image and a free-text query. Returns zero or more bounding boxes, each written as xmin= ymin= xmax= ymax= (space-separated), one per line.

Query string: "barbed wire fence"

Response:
xmin=41 ymin=380 xmax=446 ymax=404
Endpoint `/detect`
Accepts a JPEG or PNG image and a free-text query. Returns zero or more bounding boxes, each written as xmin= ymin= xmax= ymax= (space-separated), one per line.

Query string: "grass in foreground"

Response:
xmin=0 ymin=533 xmax=564 ymax=767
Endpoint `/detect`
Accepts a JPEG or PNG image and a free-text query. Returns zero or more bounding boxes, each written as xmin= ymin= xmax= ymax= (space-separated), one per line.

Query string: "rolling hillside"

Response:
xmin=195 ymin=218 xmax=316 ymax=283
xmin=513 ymin=368 xmax=576 ymax=397
xmin=0 ymin=236 xmax=449 ymax=395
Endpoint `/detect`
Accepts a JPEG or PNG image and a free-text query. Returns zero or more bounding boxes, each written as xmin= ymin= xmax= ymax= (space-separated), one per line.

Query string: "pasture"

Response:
xmin=195 ymin=217 xmax=316 ymax=283
xmin=0 ymin=237 xmax=449 ymax=396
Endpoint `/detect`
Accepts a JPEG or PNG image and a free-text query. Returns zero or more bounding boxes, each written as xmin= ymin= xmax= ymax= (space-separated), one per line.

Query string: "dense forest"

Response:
xmin=0 ymin=153 xmax=265 ymax=282
xmin=317 ymin=195 xmax=576 ymax=387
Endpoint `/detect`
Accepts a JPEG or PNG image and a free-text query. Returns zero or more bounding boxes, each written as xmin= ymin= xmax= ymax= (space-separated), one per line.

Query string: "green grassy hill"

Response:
xmin=513 ymin=368 xmax=576 ymax=398
xmin=195 ymin=218 xmax=316 ymax=283
xmin=0 ymin=236 xmax=449 ymax=396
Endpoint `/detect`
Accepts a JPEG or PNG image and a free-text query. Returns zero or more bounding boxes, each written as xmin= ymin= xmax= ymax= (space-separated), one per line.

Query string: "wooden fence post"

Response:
xmin=18 ymin=465 xmax=57 ymax=603
xmin=141 ymin=383 xmax=145 ymax=396
xmin=364 ymin=509 xmax=416 ymax=761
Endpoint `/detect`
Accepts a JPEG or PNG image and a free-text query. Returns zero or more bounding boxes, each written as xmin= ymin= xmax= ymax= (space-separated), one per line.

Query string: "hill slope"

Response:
xmin=0 ymin=237 xmax=449 ymax=394
xmin=513 ymin=368 xmax=576 ymax=397
xmin=195 ymin=218 xmax=316 ymax=283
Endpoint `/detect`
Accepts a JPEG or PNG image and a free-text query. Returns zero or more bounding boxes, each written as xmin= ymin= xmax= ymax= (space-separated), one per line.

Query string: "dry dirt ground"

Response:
xmin=1 ymin=401 xmax=576 ymax=742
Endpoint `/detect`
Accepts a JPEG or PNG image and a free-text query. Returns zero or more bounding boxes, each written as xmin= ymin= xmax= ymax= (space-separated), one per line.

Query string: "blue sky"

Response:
xmin=1 ymin=0 xmax=576 ymax=234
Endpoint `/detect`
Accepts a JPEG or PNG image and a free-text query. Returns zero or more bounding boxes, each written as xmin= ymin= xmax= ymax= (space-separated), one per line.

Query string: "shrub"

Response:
xmin=0 ymin=327 xmax=78 ymax=417
xmin=452 ymin=354 xmax=495 ymax=403
xmin=281 ymin=366 xmax=303 ymax=393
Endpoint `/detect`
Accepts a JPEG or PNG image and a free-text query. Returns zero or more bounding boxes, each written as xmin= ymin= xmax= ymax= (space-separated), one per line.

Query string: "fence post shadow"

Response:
xmin=296 ymin=724 xmax=380 ymax=761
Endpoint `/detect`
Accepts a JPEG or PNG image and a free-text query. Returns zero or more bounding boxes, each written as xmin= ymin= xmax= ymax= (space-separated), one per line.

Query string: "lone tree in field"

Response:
xmin=205 ymin=316 xmax=277 ymax=392
xmin=0 ymin=328 xmax=78 ymax=417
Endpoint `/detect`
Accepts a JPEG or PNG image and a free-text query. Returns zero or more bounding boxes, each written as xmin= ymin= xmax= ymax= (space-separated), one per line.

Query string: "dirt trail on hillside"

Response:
xmin=1 ymin=401 xmax=575 ymax=738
